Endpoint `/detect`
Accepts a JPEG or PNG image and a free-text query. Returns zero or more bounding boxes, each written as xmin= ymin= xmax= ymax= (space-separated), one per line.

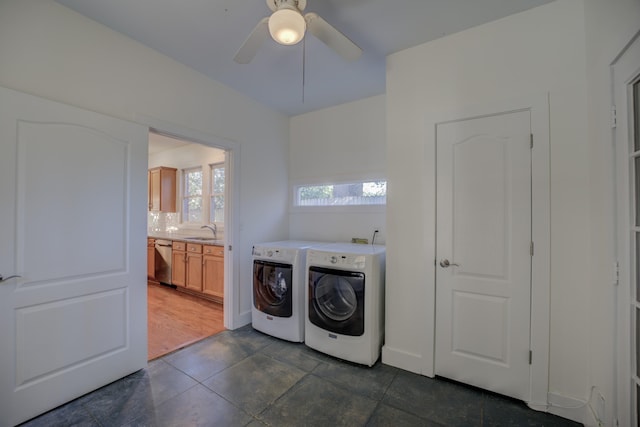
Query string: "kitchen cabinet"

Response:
xmin=147 ymin=238 xmax=155 ymax=279
xmin=148 ymin=166 xmax=177 ymax=212
xmin=185 ymin=243 xmax=203 ymax=292
xmin=163 ymin=238 xmax=224 ymax=303
xmin=171 ymin=241 xmax=186 ymax=287
xmin=203 ymin=245 xmax=224 ymax=301
xmin=172 ymin=242 xmax=204 ymax=292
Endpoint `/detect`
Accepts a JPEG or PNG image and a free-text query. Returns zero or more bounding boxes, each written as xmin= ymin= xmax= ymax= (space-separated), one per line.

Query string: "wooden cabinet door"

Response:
xmin=149 ymin=168 xmax=160 ymax=211
xmin=186 ymin=252 xmax=203 ymax=292
xmin=203 ymin=246 xmax=224 ymax=300
xmin=148 ymin=167 xmax=176 ymax=212
xmin=147 ymin=239 xmax=155 ymax=279
xmin=185 ymin=244 xmax=203 ymax=292
xmin=171 ymin=250 xmax=186 ymax=287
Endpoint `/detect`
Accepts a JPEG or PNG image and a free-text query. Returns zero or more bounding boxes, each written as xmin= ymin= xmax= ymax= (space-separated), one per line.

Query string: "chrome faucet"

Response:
xmin=201 ymin=224 xmax=217 ymax=240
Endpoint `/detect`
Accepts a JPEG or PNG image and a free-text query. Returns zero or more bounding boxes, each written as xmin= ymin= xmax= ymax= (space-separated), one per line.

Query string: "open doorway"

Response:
xmin=147 ymin=131 xmax=228 ymax=360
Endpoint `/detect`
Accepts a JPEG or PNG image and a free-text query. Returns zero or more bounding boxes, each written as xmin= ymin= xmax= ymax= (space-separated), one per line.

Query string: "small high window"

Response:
xmin=294 ymin=180 xmax=386 ymax=207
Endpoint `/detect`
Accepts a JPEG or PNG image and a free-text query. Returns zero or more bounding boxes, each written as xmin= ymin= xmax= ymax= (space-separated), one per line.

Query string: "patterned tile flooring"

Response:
xmin=21 ymin=326 xmax=582 ymax=426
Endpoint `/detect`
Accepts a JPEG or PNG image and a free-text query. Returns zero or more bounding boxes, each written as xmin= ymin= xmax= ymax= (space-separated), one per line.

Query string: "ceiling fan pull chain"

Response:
xmin=302 ymin=36 xmax=306 ymax=104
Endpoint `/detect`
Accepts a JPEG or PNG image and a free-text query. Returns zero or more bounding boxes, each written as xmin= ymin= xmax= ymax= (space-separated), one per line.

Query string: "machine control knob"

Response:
xmin=330 ymin=256 xmax=338 ymax=264
xmin=267 ymin=250 xmax=273 ymax=257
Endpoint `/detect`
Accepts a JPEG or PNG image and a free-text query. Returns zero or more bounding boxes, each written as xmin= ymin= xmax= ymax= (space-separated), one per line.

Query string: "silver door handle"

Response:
xmin=439 ymin=259 xmax=459 ymax=268
xmin=0 ymin=274 xmax=21 ymax=283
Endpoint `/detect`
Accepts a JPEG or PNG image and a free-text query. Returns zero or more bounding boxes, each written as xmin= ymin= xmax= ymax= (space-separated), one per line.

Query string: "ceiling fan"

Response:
xmin=234 ymin=0 xmax=362 ymax=64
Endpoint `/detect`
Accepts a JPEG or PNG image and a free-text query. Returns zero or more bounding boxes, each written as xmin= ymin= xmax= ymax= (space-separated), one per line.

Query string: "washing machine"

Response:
xmin=305 ymin=243 xmax=386 ymax=366
xmin=252 ymin=241 xmax=326 ymax=342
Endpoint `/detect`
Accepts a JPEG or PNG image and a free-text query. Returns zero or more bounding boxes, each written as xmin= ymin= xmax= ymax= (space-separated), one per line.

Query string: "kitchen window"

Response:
xmin=182 ymin=167 xmax=203 ymax=223
xmin=210 ymin=163 xmax=225 ymax=224
xmin=293 ymin=180 xmax=386 ymax=207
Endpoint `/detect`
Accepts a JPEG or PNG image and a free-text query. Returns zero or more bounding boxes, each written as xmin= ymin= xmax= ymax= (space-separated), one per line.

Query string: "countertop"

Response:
xmin=148 ymin=232 xmax=223 ymax=246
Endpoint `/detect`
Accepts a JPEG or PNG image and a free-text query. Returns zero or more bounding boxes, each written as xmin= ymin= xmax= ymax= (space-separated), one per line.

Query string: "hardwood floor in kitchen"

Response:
xmin=147 ymin=282 xmax=225 ymax=360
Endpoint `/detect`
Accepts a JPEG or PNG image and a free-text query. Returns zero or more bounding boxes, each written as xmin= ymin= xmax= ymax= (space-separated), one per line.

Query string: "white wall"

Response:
xmin=289 ymin=95 xmax=386 ymax=243
xmin=384 ymin=0 xmax=592 ymax=422
xmin=0 ymin=0 xmax=291 ymax=327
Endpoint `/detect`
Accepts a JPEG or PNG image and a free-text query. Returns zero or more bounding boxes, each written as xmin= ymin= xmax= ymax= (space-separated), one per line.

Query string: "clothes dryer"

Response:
xmin=305 ymin=243 xmax=386 ymax=366
xmin=252 ymin=241 xmax=325 ymax=342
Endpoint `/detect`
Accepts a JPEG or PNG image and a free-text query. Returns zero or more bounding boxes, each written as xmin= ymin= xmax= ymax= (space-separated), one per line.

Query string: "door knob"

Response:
xmin=439 ymin=259 xmax=459 ymax=268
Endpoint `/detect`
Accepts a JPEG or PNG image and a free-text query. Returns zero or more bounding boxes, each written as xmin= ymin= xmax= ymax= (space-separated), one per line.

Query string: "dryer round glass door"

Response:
xmin=308 ymin=266 xmax=365 ymax=336
xmin=315 ymin=276 xmax=357 ymax=321
xmin=253 ymin=260 xmax=293 ymax=317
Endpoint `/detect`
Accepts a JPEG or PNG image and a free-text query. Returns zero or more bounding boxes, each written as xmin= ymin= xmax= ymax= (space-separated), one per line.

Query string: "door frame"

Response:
xmin=136 ymin=115 xmax=241 ymax=329
xmin=424 ymin=93 xmax=550 ymax=408
xmin=613 ymin=30 xmax=640 ymax=427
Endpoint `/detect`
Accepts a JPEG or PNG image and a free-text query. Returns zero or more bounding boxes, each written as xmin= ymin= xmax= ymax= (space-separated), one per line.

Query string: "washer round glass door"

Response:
xmin=308 ymin=266 xmax=365 ymax=336
xmin=253 ymin=260 xmax=293 ymax=317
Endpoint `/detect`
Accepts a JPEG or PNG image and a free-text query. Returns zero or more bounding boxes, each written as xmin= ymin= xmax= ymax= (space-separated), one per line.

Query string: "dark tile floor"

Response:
xmin=21 ymin=326 xmax=582 ymax=427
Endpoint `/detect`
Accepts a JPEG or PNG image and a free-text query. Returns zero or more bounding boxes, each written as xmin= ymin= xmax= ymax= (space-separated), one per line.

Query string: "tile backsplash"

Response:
xmin=147 ymin=212 xmax=179 ymax=233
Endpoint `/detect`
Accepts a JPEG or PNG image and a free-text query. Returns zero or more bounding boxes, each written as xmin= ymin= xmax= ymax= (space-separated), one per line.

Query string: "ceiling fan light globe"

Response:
xmin=268 ymin=9 xmax=306 ymax=45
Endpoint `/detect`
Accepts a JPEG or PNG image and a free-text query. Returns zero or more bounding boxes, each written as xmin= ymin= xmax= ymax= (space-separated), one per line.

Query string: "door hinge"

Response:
xmin=614 ymin=261 xmax=619 ymax=285
xmin=529 ymin=350 xmax=533 ymax=365
xmin=530 ymin=133 xmax=533 ymax=149
xmin=228 ymin=245 xmax=232 ymax=251
xmin=530 ymin=241 xmax=534 ymax=256
xmin=611 ymin=105 xmax=617 ymax=129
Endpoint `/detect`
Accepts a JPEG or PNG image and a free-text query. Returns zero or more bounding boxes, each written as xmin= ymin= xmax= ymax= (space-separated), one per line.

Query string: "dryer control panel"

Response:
xmin=307 ymin=251 xmax=366 ymax=270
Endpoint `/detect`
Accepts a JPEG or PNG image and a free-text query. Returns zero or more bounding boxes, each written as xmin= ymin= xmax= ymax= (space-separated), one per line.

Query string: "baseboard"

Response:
xmin=381 ymin=345 xmax=427 ymax=375
xmin=229 ymin=309 xmax=251 ymax=330
xmin=547 ymin=392 xmax=591 ymax=425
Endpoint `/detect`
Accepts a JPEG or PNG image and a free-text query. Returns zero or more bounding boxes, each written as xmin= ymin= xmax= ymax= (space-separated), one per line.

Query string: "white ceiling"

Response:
xmin=148 ymin=132 xmax=192 ymax=155
xmin=55 ymin=0 xmax=554 ymax=116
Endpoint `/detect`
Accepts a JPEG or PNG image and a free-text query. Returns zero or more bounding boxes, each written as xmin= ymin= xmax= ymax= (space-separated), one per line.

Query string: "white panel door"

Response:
xmin=435 ymin=110 xmax=531 ymax=400
xmin=0 ymin=86 xmax=148 ymax=426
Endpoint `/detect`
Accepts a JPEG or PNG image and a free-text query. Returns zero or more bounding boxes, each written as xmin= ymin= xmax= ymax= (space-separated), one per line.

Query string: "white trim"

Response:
xmin=381 ymin=346 xmax=425 ymax=375
xmin=529 ymin=93 xmax=551 ymax=409
xmin=613 ymin=30 xmax=640 ymax=427
xmin=423 ymin=93 xmax=550 ymax=407
xmin=546 ymin=392 xmax=590 ymax=425
xmin=135 ymin=114 xmax=242 ymax=330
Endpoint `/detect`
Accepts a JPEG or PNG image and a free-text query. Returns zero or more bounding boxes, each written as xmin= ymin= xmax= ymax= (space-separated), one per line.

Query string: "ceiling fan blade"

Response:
xmin=304 ymin=13 xmax=362 ymax=61
xmin=233 ymin=17 xmax=270 ymax=64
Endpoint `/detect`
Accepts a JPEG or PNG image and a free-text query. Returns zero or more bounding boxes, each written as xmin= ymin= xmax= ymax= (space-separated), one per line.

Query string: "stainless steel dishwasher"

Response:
xmin=154 ymin=239 xmax=173 ymax=285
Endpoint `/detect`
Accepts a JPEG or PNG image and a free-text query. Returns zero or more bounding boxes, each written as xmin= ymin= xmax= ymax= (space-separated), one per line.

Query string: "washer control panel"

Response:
xmin=252 ymin=246 xmax=296 ymax=262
